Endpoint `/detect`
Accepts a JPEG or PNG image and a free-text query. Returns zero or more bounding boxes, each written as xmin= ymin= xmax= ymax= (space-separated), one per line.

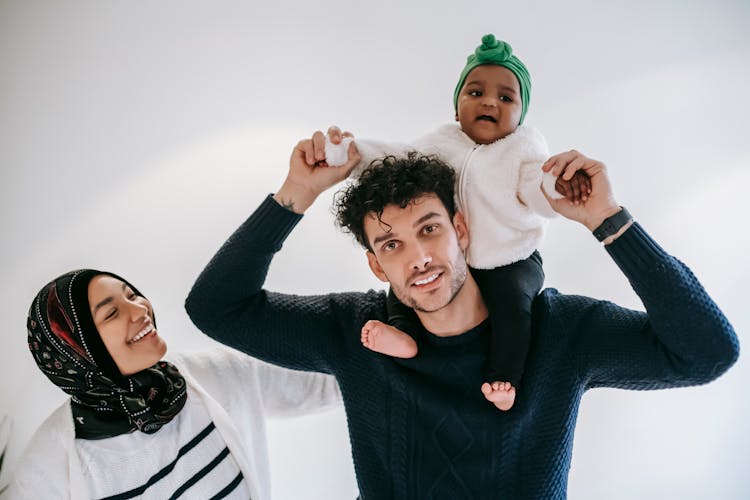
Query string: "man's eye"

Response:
xmin=424 ymin=224 xmax=438 ymax=234
xmin=383 ymin=241 xmax=398 ymax=252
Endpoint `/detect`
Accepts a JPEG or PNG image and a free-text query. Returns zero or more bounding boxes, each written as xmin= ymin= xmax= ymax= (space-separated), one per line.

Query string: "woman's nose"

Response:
xmin=128 ymin=299 xmax=149 ymax=320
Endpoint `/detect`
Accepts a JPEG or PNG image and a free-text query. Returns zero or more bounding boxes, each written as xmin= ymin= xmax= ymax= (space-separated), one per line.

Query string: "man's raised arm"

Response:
xmin=542 ymin=150 xmax=739 ymax=388
xmin=184 ymin=129 xmax=371 ymax=373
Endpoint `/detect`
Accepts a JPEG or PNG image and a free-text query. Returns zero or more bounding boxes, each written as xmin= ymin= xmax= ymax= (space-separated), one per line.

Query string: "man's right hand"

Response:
xmin=274 ymin=126 xmax=360 ymax=214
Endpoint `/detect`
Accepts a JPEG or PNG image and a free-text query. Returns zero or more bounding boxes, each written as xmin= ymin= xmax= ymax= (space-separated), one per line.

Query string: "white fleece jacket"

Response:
xmin=351 ymin=124 xmax=561 ymax=268
xmin=5 ymin=347 xmax=342 ymax=500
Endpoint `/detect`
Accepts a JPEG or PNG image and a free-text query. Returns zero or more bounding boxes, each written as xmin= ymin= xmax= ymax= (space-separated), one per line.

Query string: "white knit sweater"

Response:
xmin=353 ymin=124 xmax=561 ymax=268
xmin=5 ymin=347 xmax=341 ymax=500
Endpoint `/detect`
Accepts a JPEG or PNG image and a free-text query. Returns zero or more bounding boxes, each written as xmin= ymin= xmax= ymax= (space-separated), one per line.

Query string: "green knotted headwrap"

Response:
xmin=453 ymin=34 xmax=531 ymax=125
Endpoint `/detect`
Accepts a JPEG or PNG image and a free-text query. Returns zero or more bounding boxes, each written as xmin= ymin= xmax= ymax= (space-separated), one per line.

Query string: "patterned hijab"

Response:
xmin=27 ymin=269 xmax=187 ymax=440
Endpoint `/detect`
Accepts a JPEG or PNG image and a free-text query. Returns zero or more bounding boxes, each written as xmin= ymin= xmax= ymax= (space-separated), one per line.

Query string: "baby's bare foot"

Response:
xmin=480 ymin=381 xmax=517 ymax=411
xmin=361 ymin=320 xmax=418 ymax=358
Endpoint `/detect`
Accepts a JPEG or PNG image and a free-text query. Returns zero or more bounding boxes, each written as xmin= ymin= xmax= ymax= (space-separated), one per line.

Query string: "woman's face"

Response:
xmin=88 ymin=275 xmax=167 ymax=376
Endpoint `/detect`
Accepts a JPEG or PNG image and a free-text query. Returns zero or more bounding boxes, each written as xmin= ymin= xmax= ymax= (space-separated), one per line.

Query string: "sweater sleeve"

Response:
xmin=350 ymin=137 xmax=426 ymax=178
xmin=554 ymin=222 xmax=739 ymax=389
xmin=515 ymin=126 xmax=560 ymax=218
xmin=3 ymin=405 xmax=77 ymax=500
xmin=517 ymin=159 xmax=559 ymax=218
xmin=252 ymin=357 xmax=343 ymax=418
xmin=173 ymin=348 xmax=342 ymax=418
xmin=185 ymin=195 xmax=383 ymax=374
xmin=350 ymin=126 xmax=450 ymax=179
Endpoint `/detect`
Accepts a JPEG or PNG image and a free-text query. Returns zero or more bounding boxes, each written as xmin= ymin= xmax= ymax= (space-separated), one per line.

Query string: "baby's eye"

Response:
xmin=500 ymin=95 xmax=512 ymax=102
xmin=469 ymin=90 xmax=482 ymax=97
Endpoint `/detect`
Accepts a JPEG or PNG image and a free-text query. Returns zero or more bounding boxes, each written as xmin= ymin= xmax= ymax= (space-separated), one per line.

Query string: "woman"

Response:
xmin=8 ymin=269 xmax=341 ymax=499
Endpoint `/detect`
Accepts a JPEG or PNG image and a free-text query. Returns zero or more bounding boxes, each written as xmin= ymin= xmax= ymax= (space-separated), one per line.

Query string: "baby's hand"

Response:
xmin=555 ymin=170 xmax=592 ymax=205
xmin=325 ymin=134 xmax=355 ymax=167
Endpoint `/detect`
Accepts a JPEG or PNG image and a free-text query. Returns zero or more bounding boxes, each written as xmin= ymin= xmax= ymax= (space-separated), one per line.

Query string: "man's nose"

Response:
xmin=409 ymin=245 xmax=433 ymax=270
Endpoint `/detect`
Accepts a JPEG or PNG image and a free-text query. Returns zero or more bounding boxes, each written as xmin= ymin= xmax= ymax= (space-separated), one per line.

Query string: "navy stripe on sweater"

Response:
xmin=98 ymin=422 xmax=216 ymax=500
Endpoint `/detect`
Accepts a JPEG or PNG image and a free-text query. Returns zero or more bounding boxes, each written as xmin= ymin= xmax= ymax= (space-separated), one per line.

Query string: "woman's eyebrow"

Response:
xmin=93 ymin=282 xmax=127 ymax=313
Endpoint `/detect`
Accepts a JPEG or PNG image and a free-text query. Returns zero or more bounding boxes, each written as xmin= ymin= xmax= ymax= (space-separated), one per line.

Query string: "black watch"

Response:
xmin=592 ymin=207 xmax=633 ymax=242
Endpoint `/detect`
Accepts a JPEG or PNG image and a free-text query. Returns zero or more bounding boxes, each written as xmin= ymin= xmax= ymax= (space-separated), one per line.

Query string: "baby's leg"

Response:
xmin=361 ymin=287 xmax=420 ymax=358
xmin=472 ymin=252 xmax=544 ymax=411
xmin=361 ymin=320 xmax=418 ymax=358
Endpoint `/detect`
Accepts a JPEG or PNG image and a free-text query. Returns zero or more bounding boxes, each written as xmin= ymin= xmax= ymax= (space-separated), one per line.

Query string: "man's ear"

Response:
xmin=366 ymin=251 xmax=389 ymax=283
xmin=453 ymin=211 xmax=470 ymax=251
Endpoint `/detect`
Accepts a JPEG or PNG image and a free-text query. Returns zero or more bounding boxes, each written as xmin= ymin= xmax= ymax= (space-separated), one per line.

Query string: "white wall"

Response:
xmin=0 ymin=1 xmax=747 ymax=498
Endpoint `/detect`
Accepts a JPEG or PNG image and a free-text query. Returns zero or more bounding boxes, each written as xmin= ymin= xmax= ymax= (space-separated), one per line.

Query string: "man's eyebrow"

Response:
xmin=93 ymin=282 xmax=126 ymax=314
xmin=371 ymin=212 xmax=443 ymax=247
xmin=413 ymin=212 xmax=441 ymax=227
xmin=373 ymin=231 xmax=397 ymax=246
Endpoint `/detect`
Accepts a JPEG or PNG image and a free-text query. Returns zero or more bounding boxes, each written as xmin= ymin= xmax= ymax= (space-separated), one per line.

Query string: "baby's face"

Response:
xmin=455 ymin=65 xmax=522 ymax=144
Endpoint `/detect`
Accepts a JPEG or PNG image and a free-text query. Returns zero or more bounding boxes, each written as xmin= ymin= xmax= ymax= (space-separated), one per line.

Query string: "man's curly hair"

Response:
xmin=334 ymin=153 xmax=457 ymax=251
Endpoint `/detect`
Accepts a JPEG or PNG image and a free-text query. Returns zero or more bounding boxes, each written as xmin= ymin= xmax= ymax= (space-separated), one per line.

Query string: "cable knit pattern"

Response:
xmin=186 ymin=195 xmax=739 ymax=500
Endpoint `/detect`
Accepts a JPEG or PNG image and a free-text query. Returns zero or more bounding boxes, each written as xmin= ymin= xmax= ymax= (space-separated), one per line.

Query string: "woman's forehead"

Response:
xmin=87 ymin=275 xmax=128 ymax=304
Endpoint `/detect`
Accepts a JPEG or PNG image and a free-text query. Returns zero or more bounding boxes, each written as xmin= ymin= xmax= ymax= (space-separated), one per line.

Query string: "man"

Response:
xmin=185 ymin=129 xmax=738 ymax=499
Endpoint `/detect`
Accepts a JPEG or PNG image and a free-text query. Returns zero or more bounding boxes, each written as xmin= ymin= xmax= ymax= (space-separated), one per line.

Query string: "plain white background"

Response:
xmin=1 ymin=1 xmax=748 ymax=498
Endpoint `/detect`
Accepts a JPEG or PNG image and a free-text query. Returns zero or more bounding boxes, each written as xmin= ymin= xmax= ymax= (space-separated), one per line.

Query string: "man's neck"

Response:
xmin=415 ymin=274 xmax=488 ymax=337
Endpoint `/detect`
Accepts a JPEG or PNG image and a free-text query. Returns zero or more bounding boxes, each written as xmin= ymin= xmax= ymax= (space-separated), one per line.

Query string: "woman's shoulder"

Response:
xmin=167 ymin=346 xmax=257 ymax=380
xmin=24 ymin=400 xmax=74 ymax=449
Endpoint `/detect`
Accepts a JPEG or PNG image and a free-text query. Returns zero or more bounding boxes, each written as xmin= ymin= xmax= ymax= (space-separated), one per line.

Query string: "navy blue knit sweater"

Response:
xmin=185 ymin=195 xmax=739 ymax=500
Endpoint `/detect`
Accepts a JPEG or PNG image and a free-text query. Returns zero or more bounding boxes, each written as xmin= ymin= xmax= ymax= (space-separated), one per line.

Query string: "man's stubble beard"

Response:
xmin=391 ymin=244 xmax=469 ymax=313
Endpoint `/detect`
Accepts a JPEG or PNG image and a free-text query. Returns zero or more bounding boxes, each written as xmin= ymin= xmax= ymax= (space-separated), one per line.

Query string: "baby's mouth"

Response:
xmin=476 ymin=115 xmax=497 ymax=123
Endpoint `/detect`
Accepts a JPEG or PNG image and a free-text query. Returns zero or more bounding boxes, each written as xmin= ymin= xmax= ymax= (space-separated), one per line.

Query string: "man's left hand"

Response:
xmin=542 ymin=150 xmax=621 ymax=230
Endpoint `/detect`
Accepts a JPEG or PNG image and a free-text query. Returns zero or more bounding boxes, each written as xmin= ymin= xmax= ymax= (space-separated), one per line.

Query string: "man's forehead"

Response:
xmin=364 ymin=195 xmax=448 ymax=236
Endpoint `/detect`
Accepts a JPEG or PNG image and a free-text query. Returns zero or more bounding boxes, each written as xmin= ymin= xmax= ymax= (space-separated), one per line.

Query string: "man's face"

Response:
xmin=456 ymin=64 xmax=522 ymax=145
xmin=364 ymin=195 xmax=470 ymax=313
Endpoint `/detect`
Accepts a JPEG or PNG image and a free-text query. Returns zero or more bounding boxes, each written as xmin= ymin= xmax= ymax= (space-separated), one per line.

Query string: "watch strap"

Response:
xmin=592 ymin=207 xmax=633 ymax=242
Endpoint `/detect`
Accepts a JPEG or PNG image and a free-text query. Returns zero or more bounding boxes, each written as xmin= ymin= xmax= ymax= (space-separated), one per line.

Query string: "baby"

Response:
xmin=327 ymin=34 xmax=589 ymax=411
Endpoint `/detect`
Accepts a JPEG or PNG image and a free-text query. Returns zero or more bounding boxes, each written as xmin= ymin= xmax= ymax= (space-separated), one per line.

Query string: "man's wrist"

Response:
xmin=591 ymin=206 xmax=634 ymax=243
xmin=584 ymin=204 xmax=623 ymax=232
xmin=273 ymin=180 xmax=318 ymax=214
xmin=601 ymin=219 xmax=634 ymax=245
